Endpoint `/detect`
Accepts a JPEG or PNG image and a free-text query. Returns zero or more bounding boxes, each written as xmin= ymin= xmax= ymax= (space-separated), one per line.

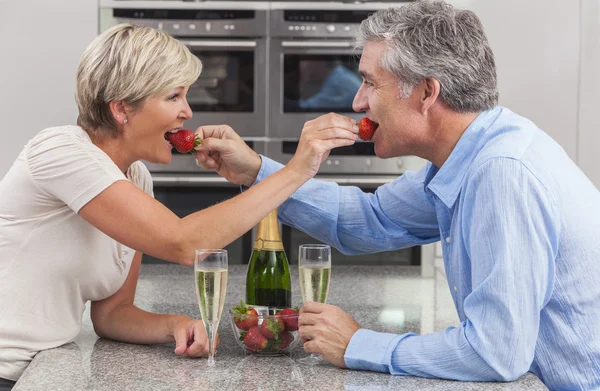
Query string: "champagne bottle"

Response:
xmin=246 ymin=208 xmax=292 ymax=308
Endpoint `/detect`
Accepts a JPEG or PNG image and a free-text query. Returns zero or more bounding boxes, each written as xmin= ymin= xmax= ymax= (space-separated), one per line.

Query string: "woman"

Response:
xmin=0 ymin=23 xmax=358 ymax=387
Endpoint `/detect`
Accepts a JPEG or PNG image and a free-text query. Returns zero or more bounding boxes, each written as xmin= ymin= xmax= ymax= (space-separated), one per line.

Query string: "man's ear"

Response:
xmin=420 ymin=77 xmax=441 ymax=114
xmin=109 ymin=100 xmax=128 ymax=125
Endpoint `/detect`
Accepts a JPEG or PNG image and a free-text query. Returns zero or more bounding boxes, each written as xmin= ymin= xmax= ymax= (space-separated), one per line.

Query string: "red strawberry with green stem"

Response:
xmin=277 ymin=308 xmax=299 ymax=331
xmin=358 ymin=117 xmax=378 ymax=141
xmin=232 ymin=300 xmax=259 ymax=331
xmin=260 ymin=317 xmax=285 ymax=340
xmin=243 ymin=326 xmax=268 ymax=352
xmin=165 ymin=129 xmax=202 ymax=153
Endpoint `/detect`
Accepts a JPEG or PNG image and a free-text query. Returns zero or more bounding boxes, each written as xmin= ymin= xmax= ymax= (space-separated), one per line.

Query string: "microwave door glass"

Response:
xmin=283 ymin=54 xmax=361 ymax=113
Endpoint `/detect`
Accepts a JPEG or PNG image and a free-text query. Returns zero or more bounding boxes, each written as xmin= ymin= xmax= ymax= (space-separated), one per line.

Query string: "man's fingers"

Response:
xmin=300 ymin=301 xmax=329 ymax=314
xmin=195 ymin=137 xmax=229 ymax=154
xmin=298 ymin=323 xmax=315 ymax=342
xmin=193 ymin=151 xmax=219 ymax=170
xmin=302 ymin=339 xmax=319 ymax=355
xmin=194 ymin=125 xmax=233 ymax=140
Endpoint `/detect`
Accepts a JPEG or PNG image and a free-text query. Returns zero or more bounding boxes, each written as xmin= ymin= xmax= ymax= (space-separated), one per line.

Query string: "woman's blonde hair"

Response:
xmin=75 ymin=23 xmax=202 ymax=138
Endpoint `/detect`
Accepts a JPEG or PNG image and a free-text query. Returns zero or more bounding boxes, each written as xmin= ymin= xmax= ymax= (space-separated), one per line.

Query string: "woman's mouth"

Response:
xmin=164 ymin=128 xmax=182 ymax=141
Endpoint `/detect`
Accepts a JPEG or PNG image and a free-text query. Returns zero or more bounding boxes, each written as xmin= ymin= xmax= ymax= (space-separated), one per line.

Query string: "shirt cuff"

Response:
xmin=344 ymin=329 xmax=406 ymax=373
xmin=239 ymin=155 xmax=284 ymax=193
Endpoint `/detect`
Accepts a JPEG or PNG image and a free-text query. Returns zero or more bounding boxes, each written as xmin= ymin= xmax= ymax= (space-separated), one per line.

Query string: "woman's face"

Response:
xmin=123 ymin=86 xmax=193 ymax=164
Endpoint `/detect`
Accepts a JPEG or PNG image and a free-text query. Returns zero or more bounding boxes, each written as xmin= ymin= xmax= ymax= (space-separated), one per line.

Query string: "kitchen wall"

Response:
xmin=0 ymin=0 xmax=98 ymax=175
xmin=578 ymin=0 xmax=600 ymax=190
xmin=451 ymin=0 xmax=580 ymax=161
xmin=0 ymin=0 xmax=597 ymax=189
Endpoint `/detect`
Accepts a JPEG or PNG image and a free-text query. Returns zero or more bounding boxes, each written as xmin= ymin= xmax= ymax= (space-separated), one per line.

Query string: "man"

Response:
xmin=194 ymin=1 xmax=600 ymax=390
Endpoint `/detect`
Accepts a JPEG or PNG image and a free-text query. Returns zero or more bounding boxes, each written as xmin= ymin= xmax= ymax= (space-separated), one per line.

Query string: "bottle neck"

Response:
xmin=254 ymin=209 xmax=284 ymax=251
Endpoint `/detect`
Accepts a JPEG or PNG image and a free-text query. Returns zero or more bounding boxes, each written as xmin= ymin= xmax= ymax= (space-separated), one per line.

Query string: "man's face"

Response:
xmin=352 ymin=41 xmax=425 ymax=159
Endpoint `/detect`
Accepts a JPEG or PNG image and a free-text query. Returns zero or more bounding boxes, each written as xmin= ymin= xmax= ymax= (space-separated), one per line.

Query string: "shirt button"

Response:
xmin=454 ymin=285 xmax=457 ymax=291
xmin=445 ymin=237 xmax=451 ymax=244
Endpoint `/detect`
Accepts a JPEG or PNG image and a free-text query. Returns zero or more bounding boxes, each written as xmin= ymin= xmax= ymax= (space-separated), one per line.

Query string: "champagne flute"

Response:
xmin=297 ymin=244 xmax=331 ymax=366
xmin=194 ymin=249 xmax=228 ymax=370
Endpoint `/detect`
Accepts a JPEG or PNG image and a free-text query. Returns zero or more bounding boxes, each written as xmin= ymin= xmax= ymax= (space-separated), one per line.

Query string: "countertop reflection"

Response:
xmin=13 ymin=264 xmax=547 ymax=390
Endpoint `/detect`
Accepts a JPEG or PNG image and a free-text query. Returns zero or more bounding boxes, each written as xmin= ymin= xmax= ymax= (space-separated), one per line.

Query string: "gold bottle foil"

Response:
xmin=253 ymin=209 xmax=284 ymax=251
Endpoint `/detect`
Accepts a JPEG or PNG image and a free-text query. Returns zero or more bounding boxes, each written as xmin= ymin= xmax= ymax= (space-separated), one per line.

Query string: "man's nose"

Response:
xmin=352 ymin=85 xmax=368 ymax=112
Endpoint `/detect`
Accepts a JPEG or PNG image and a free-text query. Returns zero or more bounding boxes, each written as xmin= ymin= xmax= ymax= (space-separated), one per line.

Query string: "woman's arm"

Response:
xmin=90 ymin=251 xmax=209 ymax=357
xmin=79 ymin=114 xmax=358 ymax=265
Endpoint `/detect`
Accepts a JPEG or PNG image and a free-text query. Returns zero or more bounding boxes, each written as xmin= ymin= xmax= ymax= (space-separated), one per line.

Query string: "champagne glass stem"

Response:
xmin=204 ymin=320 xmax=219 ymax=367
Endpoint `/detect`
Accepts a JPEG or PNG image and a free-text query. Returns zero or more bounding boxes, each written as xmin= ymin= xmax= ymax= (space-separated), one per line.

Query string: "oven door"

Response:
xmin=269 ymin=38 xmax=363 ymax=138
xmin=182 ymin=38 xmax=267 ymax=138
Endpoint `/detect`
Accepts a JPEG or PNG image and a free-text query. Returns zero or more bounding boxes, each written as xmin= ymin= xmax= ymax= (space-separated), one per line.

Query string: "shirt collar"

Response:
xmin=424 ymin=106 xmax=503 ymax=208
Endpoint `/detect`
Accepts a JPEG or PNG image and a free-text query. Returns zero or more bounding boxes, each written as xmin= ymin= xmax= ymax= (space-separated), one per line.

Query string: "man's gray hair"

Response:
xmin=356 ymin=0 xmax=498 ymax=112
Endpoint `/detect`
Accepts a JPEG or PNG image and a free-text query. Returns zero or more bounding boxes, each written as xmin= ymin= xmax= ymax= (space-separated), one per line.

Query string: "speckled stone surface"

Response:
xmin=13 ymin=264 xmax=548 ymax=390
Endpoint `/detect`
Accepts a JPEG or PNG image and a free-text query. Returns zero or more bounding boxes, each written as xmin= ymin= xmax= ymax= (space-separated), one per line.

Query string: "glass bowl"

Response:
xmin=229 ymin=306 xmax=300 ymax=356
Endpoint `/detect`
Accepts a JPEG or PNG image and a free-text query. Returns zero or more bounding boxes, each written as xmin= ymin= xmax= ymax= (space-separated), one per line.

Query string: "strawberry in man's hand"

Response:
xmin=232 ymin=300 xmax=259 ymax=330
xmin=358 ymin=117 xmax=379 ymax=141
xmin=260 ymin=317 xmax=285 ymax=340
xmin=165 ymin=129 xmax=202 ymax=153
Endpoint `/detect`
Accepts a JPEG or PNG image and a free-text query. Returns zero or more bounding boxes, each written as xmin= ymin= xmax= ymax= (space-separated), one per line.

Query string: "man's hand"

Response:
xmin=298 ymin=302 xmax=360 ymax=368
xmin=193 ymin=125 xmax=262 ymax=187
xmin=171 ymin=316 xmax=219 ymax=358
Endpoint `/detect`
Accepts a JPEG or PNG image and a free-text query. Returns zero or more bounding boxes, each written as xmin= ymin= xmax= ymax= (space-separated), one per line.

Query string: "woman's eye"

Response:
xmin=168 ymin=93 xmax=180 ymax=101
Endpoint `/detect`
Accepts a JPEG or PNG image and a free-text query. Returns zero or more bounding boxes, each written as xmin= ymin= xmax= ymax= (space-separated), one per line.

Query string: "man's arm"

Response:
xmin=343 ymin=158 xmax=558 ymax=380
xmin=255 ymin=156 xmax=440 ymax=254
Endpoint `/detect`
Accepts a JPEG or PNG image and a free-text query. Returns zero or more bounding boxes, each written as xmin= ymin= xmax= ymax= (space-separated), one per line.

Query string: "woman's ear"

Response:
xmin=421 ymin=77 xmax=441 ymax=115
xmin=109 ymin=100 xmax=129 ymax=125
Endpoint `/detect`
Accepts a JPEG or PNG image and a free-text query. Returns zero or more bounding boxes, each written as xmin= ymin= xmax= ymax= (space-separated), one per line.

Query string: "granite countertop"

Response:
xmin=14 ymin=264 xmax=548 ymax=390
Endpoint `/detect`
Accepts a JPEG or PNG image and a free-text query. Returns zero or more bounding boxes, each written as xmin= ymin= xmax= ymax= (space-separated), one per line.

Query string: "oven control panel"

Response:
xmin=271 ymin=9 xmax=374 ymax=38
xmin=107 ymin=8 xmax=268 ymax=37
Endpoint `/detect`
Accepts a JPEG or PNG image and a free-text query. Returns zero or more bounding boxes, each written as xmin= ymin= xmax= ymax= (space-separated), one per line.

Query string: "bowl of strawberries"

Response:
xmin=229 ymin=301 xmax=300 ymax=356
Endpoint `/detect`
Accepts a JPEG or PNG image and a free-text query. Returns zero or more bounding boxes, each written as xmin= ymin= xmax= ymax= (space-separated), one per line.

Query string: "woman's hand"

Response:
xmin=286 ymin=113 xmax=358 ymax=181
xmin=172 ymin=317 xmax=219 ymax=357
xmin=193 ymin=125 xmax=262 ymax=187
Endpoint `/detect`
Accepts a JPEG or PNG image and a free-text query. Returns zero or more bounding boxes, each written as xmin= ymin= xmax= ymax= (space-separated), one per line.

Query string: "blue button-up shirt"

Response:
xmin=253 ymin=107 xmax=600 ymax=390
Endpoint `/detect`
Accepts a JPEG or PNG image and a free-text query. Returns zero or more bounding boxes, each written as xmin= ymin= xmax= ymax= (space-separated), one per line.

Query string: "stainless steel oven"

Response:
xmin=268 ymin=2 xmax=398 ymax=138
xmin=99 ymin=1 xmax=269 ymax=137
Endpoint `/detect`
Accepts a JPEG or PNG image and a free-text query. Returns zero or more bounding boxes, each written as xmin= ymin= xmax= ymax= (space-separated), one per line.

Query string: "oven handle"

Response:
xmin=152 ymin=175 xmax=237 ymax=187
xmin=281 ymin=41 xmax=353 ymax=48
xmin=151 ymin=175 xmax=395 ymax=187
xmin=181 ymin=40 xmax=258 ymax=48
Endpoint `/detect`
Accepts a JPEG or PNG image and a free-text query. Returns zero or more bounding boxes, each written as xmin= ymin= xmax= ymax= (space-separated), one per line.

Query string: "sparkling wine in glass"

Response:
xmin=194 ymin=249 xmax=228 ymax=370
xmin=297 ymin=244 xmax=331 ymax=366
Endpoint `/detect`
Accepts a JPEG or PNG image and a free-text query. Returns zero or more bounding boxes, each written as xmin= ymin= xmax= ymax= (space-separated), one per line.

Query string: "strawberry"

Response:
xmin=260 ymin=317 xmax=285 ymax=340
xmin=165 ymin=129 xmax=201 ymax=153
xmin=278 ymin=331 xmax=294 ymax=350
xmin=232 ymin=300 xmax=259 ymax=330
xmin=243 ymin=326 xmax=268 ymax=352
xmin=277 ymin=308 xmax=299 ymax=331
xmin=358 ymin=117 xmax=378 ymax=141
